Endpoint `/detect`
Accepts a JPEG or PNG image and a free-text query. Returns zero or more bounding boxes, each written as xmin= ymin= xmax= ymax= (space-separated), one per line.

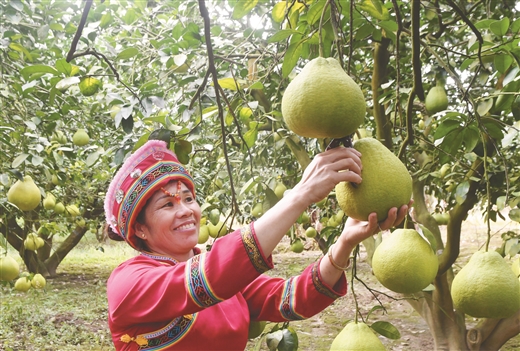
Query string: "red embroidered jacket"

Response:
xmin=107 ymin=223 xmax=347 ymax=350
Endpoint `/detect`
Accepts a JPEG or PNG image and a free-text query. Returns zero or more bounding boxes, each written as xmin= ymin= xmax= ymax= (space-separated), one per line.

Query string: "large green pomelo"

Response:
xmin=281 ymin=57 xmax=366 ymax=138
xmin=335 ymin=138 xmax=412 ymax=221
xmin=330 ymin=322 xmax=386 ymax=351
xmin=451 ymin=251 xmax=520 ymax=318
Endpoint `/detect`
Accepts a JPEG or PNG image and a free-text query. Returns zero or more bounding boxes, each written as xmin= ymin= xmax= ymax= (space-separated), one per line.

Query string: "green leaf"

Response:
xmin=433 ymin=119 xmax=460 ymax=140
xmin=86 ymin=151 xmax=100 ymax=167
xmin=455 ymin=180 xmax=470 ymax=204
xmin=12 ymin=153 xmax=29 ymax=168
xmin=494 ymin=54 xmax=514 ymax=75
xmin=418 ymin=224 xmax=437 ymax=253
xmin=20 ymin=65 xmax=58 ymax=81
xmin=174 ymin=140 xmax=192 ymax=164
xmin=370 ymin=321 xmax=401 ymax=340
xmin=282 ymin=41 xmax=303 ymax=78
xmin=439 ymin=129 xmax=464 ymax=164
xmin=267 ymin=29 xmax=300 ymax=44
xmin=100 ymin=12 xmax=113 ymax=28
xmin=307 ymin=1 xmax=327 ymax=25
xmin=272 ymin=1 xmax=287 ymax=23
xmin=218 ymin=78 xmax=239 ymax=91
xmin=122 ymin=8 xmax=137 ymax=25
xmin=117 ymin=47 xmax=139 ymax=60
xmin=509 ymin=209 xmax=520 ymax=223
xmin=232 ymin=0 xmax=258 ymax=20
xmin=55 ymin=59 xmax=72 ymax=76
xmin=9 ymin=42 xmax=33 ymax=62
xmin=461 ymin=126 xmax=480 ymax=151
xmin=277 ymin=327 xmax=298 ymax=351
xmin=243 ymin=128 xmax=258 ymax=148
xmin=481 ymin=117 xmax=504 ymax=140
xmin=358 ymin=0 xmax=390 ymax=21
xmin=489 ymin=17 xmax=509 ymax=36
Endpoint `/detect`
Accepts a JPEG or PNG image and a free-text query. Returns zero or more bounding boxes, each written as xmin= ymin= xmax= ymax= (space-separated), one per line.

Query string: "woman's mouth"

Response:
xmin=175 ymin=223 xmax=195 ymax=231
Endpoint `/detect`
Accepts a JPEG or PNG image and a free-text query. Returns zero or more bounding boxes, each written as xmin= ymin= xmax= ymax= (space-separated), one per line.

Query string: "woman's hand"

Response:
xmin=338 ymin=201 xmax=412 ymax=251
xmin=293 ymin=147 xmax=362 ymax=204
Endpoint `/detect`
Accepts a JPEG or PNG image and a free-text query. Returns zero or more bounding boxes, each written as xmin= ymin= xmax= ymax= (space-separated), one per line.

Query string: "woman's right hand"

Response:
xmin=293 ymin=146 xmax=362 ymax=204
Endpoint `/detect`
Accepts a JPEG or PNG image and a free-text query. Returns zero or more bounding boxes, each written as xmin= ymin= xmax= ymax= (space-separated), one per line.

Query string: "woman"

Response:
xmin=104 ymin=139 xmax=409 ymax=350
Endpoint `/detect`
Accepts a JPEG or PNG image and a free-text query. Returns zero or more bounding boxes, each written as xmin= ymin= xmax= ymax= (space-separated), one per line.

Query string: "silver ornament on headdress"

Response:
xmin=153 ymin=151 xmax=165 ymax=160
xmin=130 ymin=168 xmax=142 ymax=178
xmin=115 ymin=189 xmax=124 ymax=204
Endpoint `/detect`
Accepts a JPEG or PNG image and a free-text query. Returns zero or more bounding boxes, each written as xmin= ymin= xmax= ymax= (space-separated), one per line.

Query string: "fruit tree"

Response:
xmin=1 ymin=1 xmax=519 ymax=350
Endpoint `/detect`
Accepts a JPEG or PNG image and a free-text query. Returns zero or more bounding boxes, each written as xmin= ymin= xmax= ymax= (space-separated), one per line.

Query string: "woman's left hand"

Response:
xmin=339 ymin=201 xmax=412 ymax=249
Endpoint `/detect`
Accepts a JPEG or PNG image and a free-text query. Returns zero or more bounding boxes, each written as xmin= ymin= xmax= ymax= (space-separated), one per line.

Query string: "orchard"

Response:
xmin=1 ymin=1 xmax=520 ymax=350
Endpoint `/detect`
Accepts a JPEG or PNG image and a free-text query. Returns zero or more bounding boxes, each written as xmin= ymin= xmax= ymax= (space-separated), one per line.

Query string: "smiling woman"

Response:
xmin=103 ymin=139 xmax=408 ymax=351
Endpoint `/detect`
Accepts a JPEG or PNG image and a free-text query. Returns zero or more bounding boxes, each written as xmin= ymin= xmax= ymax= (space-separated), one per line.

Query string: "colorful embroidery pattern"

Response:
xmin=280 ymin=276 xmax=305 ymax=320
xmin=186 ymin=253 xmax=223 ymax=308
xmin=311 ymin=259 xmax=341 ymax=299
xmin=118 ymin=162 xmax=193 ymax=240
xmin=241 ymin=224 xmax=271 ymax=273
xmin=132 ymin=313 xmax=197 ymax=350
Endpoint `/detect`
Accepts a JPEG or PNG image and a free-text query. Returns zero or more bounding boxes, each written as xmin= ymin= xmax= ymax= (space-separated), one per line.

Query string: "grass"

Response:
xmin=1 ymin=231 xmax=519 ymax=351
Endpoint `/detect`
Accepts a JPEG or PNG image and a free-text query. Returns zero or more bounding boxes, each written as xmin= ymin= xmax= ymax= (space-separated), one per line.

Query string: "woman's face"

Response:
xmin=134 ymin=181 xmax=201 ymax=260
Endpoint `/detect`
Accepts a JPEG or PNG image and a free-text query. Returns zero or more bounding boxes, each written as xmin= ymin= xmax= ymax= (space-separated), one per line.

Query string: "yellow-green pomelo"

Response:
xmin=274 ymin=182 xmax=287 ymax=199
xmin=208 ymin=221 xmax=228 ymax=238
xmin=451 ymin=251 xmax=520 ymax=318
xmin=7 ymin=175 xmax=41 ymax=211
xmin=14 ymin=277 xmax=32 ymax=292
xmin=0 ymin=255 xmax=20 ymax=281
xmin=372 ymin=229 xmax=438 ymax=294
xmin=66 ymin=204 xmax=81 ymax=217
xmin=425 ymin=85 xmax=448 ymax=115
xmin=432 ymin=212 xmax=450 ymax=226
xmin=335 ymin=138 xmax=412 ymax=221
xmin=290 ymin=240 xmax=304 ymax=253
xmin=281 ymin=57 xmax=366 ymax=138
xmin=24 ymin=233 xmax=40 ymax=251
xmin=72 ymin=129 xmax=90 ymax=146
xmin=330 ymin=322 xmax=386 ymax=351
xmin=198 ymin=225 xmax=210 ymax=244
xmin=248 ymin=321 xmax=267 ymax=339
xmin=31 ymin=273 xmax=46 ymax=289
xmin=43 ymin=193 xmax=56 ymax=210
xmin=305 ymin=226 xmax=317 ymax=238
xmin=54 ymin=202 xmax=65 ymax=214
xmin=251 ymin=202 xmax=264 ymax=218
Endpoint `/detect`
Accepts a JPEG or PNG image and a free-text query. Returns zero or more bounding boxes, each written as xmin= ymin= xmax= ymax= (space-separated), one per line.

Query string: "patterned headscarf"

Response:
xmin=104 ymin=140 xmax=195 ymax=249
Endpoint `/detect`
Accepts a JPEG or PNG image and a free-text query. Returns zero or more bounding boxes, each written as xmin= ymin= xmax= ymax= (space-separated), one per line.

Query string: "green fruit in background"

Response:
xmin=297 ymin=211 xmax=310 ymax=224
xmin=372 ymin=229 xmax=438 ymax=294
xmin=330 ymin=322 xmax=386 ymax=351
xmin=274 ymin=182 xmax=287 ymax=199
xmin=0 ymin=255 xmax=20 ymax=281
xmin=425 ymin=84 xmax=449 ymax=115
xmin=439 ymin=164 xmax=450 ymax=178
xmin=54 ymin=202 xmax=65 ymax=214
xmin=7 ymin=175 xmax=41 ymax=211
xmin=209 ymin=209 xmax=220 ymax=226
xmin=51 ymin=174 xmax=61 ymax=186
xmin=43 ymin=193 xmax=56 ymax=210
xmin=51 ymin=130 xmax=67 ymax=144
xmin=31 ymin=273 xmax=46 ymax=289
xmin=248 ymin=321 xmax=267 ymax=339
xmin=198 ymin=225 xmax=210 ymax=244
xmin=290 ymin=240 xmax=304 ymax=253
xmin=35 ymin=237 xmax=45 ymax=249
xmin=208 ymin=221 xmax=228 ymax=238
xmin=305 ymin=226 xmax=317 ymax=238
xmin=316 ymin=197 xmax=328 ymax=208
xmin=14 ymin=276 xmax=32 ymax=292
xmin=512 ymin=257 xmax=520 ymax=279
xmin=251 ymin=202 xmax=264 ymax=218
xmin=451 ymin=251 xmax=520 ymax=318
xmin=75 ymin=218 xmax=86 ymax=227
xmin=24 ymin=233 xmax=40 ymax=251
xmin=336 ymin=138 xmax=412 ymax=221
xmin=72 ymin=129 xmax=90 ymax=146
xmin=79 ymin=77 xmax=102 ymax=96
xmin=66 ymin=204 xmax=81 ymax=217
xmin=282 ymin=57 xmax=366 ymax=138
xmin=432 ymin=212 xmax=449 ymax=225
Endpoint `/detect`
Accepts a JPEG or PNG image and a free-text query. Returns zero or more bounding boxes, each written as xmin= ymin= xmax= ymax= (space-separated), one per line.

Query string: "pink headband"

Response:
xmin=104 ymin=140 xmax=195 ymax=249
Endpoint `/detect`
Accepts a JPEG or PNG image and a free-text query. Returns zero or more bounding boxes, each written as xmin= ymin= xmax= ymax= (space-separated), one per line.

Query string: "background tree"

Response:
xmin=1 ymin=0 xmax=519 ymax=350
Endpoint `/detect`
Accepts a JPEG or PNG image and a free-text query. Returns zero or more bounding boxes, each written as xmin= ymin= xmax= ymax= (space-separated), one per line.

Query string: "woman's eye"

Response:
xmin=185 ymin=196 xmax=194 ymax=203
xmin=162 ymin=201 xmax=173 ymax=208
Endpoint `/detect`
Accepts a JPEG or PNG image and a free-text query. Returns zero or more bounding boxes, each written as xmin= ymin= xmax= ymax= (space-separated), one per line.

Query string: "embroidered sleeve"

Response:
xmin=185 ymin=253 xmax=224 ymax=308
xmin=241 ymin=222 xmax=273 ymax=273
xmin=311 ymin=257 xmax=345 ymax=300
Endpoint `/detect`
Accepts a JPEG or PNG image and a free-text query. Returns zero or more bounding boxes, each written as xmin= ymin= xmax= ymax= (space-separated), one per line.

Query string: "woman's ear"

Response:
xmin=134 ymin=222 xmax=147 ymax=240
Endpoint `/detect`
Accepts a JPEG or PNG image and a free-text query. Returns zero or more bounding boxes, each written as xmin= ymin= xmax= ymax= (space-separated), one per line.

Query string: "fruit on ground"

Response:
xmin=208 ymin=221 xmax=228 ymax=238
xmin=248 ymin=321 xmax=266 ymax=339
xmin=274 ymin=182 xmax=287 ymax=199
xmin=7 ymin=175 xmax=41 ymax=211
xmin=43 ymin=193 xmax=56 ymax=210
xmin=290 ymin=240 xmax=304 ymax=253
xmin=0 ymin=255 xmax=20 ymax=281
xmin=335 ymin=138 xmax=412 ymax=221
xmin=72 ymin=129 xmax=90 ymax=146
xmin=305 ymin=226 xmax=317 ymax=238
xmin=425 ymin=84 xmax=448 ymax=115
xmin=330 ymin=322 xmax=386 ymax=351
xmin=14 ymin=277 xmax=32 ymax=292
xmin=31 ymin=273 xmax=46 ymax=289
xmin=372 ymin=229 xmax=438 ymax=294
xmin=198 ymin=225 xmax=210 ymax=244
xmin=281 ymin=57 xmax=366 ymax=138
xmin=451 ymin=250 xmax=520 ymax=318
